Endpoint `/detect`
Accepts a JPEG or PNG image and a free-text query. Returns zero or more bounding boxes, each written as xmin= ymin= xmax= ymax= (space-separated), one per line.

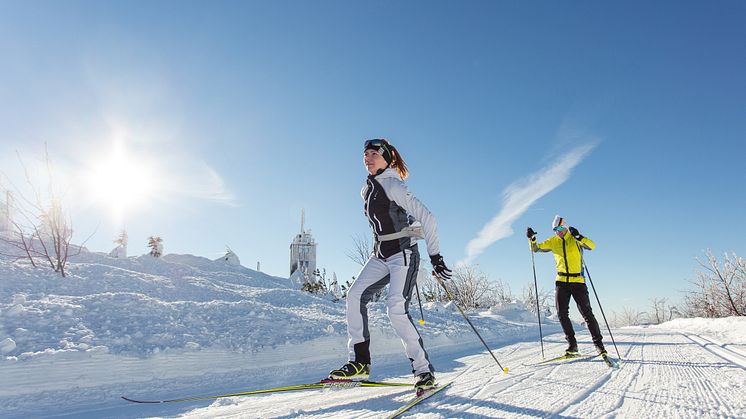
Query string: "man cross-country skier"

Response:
xmin=328 ymin=138 xmax=452 ymax=393
xmin=527 ymin=215 xmax=607 ymax=357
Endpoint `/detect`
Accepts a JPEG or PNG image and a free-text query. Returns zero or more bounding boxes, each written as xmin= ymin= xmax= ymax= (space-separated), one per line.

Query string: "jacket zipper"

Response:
xmin=364 ymin=179 xmax=382 ymax=258
xmin=562 ymin=237 xmax=570 ymax=282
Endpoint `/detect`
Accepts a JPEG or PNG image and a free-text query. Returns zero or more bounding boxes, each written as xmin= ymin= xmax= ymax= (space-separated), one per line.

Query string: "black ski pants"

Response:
xmin=555 ymin=281 xmax=604 ymax=349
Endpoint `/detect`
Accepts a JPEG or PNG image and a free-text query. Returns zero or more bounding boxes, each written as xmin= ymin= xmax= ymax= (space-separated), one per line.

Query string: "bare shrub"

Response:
xmin=612 ymin=306 xmax=646 ymax=327
xmin=0 ymin=147 xmax=90 ymax=276
xmin=344 ymin=234 xmax=384 ymax=301
xmin=648 ymin=297 xmax=680 ymax=324
xmin=345 ymin=233 xmax=372 ymax=266
xmin=522 ymin=282 xmax=552 ymax=315
xmin=683 ymin=250 xmax=745 ymax=318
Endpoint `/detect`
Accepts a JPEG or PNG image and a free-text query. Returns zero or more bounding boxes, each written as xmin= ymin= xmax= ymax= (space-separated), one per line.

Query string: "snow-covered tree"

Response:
xmin=115 ymin=230 xmax=128 ymax=246
xmin=289 ymin=269 xmax=307 ymax=289
xmin=340 ymin=277 xmax=354 ymax=299
xmin=217 ymin=246 xmax=241 ymax=266
xmin=684 ymin=250 xmax=745 ymax=318
xmin=447 ymin=265 xmax=493 ymax=309
xmin=109 ymin=230 xmax=128 ymax=259
xmin=302 ymin=268 xmax=328 ymax=294
xmin=148 ymin=236 xmax=163 ymax=258
xmin=612 ymin=306 xmax=646 ymax=327
xmin=299 ymin=268 xmax=347 ymax=299
xmin=522 ymin=282 xmax=552 ymax=317
xmin=419 ymin=267 xmax=442 ymax=303
xmin=648 ymin=297 xmax=680 ymax=324
xmin=329 ymin=272 xmax=340 ymax=298
xmin=423 ymin=264 xmax=510 ymax=309
xmin=0 ymin=190 xmax=12 ymax=235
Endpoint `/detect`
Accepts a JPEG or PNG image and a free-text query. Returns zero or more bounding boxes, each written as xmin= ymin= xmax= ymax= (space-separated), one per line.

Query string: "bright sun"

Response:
xmin=84 ymin=142 xmax=155 ymax=222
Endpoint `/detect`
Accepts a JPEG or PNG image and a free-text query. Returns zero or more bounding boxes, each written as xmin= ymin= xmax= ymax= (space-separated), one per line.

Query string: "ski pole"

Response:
xmin=528 ymin=239 xmax=545 ymax=359
xmin=414 ymin=281 xmax=426 ymax=325
xmin=583 ymin=261 xmax=622 ymax=360
xmin=433 ymin=273 xmax=509 ymax=373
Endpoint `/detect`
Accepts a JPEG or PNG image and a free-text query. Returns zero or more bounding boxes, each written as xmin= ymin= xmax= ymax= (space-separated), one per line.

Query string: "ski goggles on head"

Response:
xmin=364 ymin=138 xmax=387 ymax=150
xmin=364 ymin=139 xmax=392 ymax=163
xmin=553 ymin=225 xmax=566 ymax=232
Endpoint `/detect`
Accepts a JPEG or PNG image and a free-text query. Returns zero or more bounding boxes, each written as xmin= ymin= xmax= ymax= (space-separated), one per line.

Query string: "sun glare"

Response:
xmin=84 ymin=142 xmax=156 ymax=222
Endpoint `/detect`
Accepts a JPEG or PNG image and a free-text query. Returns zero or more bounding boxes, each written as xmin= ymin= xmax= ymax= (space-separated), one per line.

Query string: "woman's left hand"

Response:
xmin=430 ymin=254 xmax=452 ymax=280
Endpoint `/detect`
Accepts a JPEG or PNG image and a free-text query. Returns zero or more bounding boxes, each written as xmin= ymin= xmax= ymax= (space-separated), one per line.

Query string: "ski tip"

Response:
xmin=122 ymin=396 xmax=161 ymax=404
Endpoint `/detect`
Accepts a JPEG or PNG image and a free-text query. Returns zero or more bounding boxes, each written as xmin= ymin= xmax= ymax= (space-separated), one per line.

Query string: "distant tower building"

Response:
xmin=0 ymin=191 xmax=13 ymax=234
xmin=290 ymin=210 xmax=317 ymax=277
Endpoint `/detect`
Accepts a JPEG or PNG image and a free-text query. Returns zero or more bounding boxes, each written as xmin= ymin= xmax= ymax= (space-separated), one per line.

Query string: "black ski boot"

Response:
xmin=328 ymin=361 xmax=370 ymax=381
xmin=414 ymin=372 xmax=436 ymax=394
xmin=565 ymin=343 xmax=580 ymax=357
xmin=596 ymin=344 xmax=608 ymax=357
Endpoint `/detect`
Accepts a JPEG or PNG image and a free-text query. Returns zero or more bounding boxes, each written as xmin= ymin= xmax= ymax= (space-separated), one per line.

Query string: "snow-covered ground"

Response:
xmin=1 ymin=248 xmax=744 ymax=418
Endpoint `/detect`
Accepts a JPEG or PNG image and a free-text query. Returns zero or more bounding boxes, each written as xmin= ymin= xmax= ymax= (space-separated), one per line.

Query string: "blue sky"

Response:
xmin=1 ymin=1 xmax=744 ymax=316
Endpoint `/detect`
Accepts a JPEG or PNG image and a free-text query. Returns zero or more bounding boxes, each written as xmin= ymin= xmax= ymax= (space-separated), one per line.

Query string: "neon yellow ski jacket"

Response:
xmin=531 ymin=233 xmax=595 ymax=283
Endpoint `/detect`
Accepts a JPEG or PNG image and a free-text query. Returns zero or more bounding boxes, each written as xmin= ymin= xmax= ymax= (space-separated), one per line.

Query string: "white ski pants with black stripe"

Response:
xmin=346 ymin=248 xmax=433 ymax=375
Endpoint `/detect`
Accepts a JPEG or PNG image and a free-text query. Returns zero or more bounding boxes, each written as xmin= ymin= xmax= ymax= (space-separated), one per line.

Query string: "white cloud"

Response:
xmin=460 ymin=143 xmax=596 ymax=266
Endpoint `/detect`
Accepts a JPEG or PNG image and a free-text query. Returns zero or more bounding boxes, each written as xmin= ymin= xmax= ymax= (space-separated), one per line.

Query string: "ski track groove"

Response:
xmin=549 ymin=331 xmax=645 ymax=418
xmin=683 ymin=332 xmax=746 ymax=359
xmin=404 ymin=349 xmax=507 ymax=418
xmin=433 ymin=336 xmax=603 ymax=418
xmin=612 ymin=329 xmax=743 ymax=418
xmin=683 ymin=332 xmax=746 ymax=369
xmin=672 ymin=332 xmax=735 ymax=417
xmin=104 ymin=327 xmax=746 ymax=418
xmin=324 ymin=347 xmax=505 ymax=419
xmin=562 ymin=330 xmax=641 ymax=418
xmin=597 ymin=336 xmax=643 ymax=417
xmin=241 ymin=339 xmax=533 ymax=419
xmin=380 ymin=340 xmax=558 ymax=418
xmin=429 ymin=329 xmax=745 ymax=419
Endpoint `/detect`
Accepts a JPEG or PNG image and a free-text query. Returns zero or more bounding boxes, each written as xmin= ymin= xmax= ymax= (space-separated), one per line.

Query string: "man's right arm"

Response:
xmin=531 ymin=237 xmax=552 ymax=253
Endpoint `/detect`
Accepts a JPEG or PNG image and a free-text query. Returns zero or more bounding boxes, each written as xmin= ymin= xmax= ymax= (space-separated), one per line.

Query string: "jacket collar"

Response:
xmin=368 ymin=167 xmax=398 ymax=180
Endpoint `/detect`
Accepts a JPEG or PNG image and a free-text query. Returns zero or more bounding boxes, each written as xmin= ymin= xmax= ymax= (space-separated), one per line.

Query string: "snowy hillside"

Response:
xmin=2 ymin=248 xmax=744 ymax=418
xmin=0 ymin=248 xmax=555 ymax=418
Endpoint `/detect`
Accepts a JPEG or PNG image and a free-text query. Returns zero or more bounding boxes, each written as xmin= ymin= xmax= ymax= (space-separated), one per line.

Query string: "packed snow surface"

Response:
xmin=1 ymin=248 xmax=744 ymax=418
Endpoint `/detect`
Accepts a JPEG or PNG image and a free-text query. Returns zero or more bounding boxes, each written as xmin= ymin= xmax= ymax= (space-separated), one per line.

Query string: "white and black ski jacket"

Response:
xmin=362 ymin=168 xmax=440 ymax=259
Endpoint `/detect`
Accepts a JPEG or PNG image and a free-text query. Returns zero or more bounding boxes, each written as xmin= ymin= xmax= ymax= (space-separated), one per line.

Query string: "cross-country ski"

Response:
xmin=387 ymin=382 xmax=453 ymax=419
xmin=122 ymin=379 xmax=411 ymax=404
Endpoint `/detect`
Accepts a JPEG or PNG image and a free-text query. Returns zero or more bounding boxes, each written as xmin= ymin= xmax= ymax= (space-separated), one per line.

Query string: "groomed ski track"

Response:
xmin=174 ymin=327 xmax=746 ymax=418
xmin=4 ymin=326 xmax=744 ymax=418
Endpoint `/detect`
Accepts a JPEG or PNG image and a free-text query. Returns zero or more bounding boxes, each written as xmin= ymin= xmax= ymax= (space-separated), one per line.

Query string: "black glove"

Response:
xmin=569 ymin=226 xmax=583 ymax=240
xmin=526 ymin=227 xmax=537 ymax=241
xmin=430 ymin=254 xmax=452 ymax=280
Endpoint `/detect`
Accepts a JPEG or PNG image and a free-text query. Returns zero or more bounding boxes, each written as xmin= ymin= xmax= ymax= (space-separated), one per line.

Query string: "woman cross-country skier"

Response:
xmin=328 ymin=138 xmax=452 ymax=393
xmin=527 ymin=215 xmax=607 ymax=357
